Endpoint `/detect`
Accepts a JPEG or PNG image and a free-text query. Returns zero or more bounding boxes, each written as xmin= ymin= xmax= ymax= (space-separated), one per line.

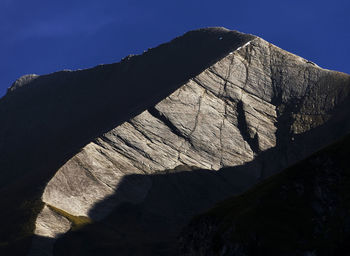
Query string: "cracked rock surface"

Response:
xmin=0 ymin=27 xmax=349 ymax=256
xmin=44 ymin=37 xmax=348 ymax=217
xmin=39 ymin=37 xmax=349 ymax=255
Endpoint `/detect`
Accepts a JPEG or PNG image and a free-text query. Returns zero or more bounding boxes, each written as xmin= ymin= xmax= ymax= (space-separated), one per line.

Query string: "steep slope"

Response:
xmin=0 ymin=27 xmax=254 ymax=255
xmin=0 ymin=27 xmax=349 ymax=255
xmin=179 ymin=134 xmax=350 ymax=256
xmin=39 ymin=34 xmax=350 ymax=255
xmin=0 ymin=27 xmax=253 ymax=188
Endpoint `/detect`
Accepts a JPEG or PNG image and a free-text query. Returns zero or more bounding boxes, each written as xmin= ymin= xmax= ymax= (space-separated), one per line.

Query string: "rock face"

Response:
xmin=44 ymin=37 xmax=348 ymax=213
xmin=28 ymin=206 xmax=71 ymax=256
xmin=38 ymin=36 xmax=350 ymax=254
xmin=0 ymin=27 xmax=349 ymax=255
xmin=7 ymin=74 xmax=39 ymax=93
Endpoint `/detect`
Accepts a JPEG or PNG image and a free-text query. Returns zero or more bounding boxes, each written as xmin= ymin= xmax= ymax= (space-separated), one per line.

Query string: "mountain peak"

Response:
xmin=0 ymin=28 xmax=349 ymax=256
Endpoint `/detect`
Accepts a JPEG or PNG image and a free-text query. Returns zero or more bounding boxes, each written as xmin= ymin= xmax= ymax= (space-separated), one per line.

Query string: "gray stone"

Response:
xmin=7 ymin=74 xmax=39 ymax=93
xmin=33 ymin=35 xmax=350 ymax=254
xmin=0 ymin=28 xmax=340 ymax=255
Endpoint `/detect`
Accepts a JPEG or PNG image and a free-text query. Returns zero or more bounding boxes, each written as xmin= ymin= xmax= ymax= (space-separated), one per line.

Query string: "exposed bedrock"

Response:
xmin=36 ymin=37 xmax=350 ymax=255
xmin=0 ymin=28 xmax=349 ymax=255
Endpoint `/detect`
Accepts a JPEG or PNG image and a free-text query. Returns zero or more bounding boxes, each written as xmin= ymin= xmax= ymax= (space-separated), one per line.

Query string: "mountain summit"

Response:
xmin=0 ymin=27 xmax=349 ymax=255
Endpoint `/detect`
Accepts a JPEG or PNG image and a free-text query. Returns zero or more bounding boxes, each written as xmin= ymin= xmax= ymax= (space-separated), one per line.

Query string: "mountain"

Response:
xmin=0 ymin=27 xmax=349 ymax=255
xmin=179 ymin=134 xmax=350 ymax=256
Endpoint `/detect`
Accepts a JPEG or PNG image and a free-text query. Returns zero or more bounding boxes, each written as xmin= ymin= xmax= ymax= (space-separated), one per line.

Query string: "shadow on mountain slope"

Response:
xmin=53 ymin=166 xmax=256 ymax=256
xmin=179 ymin=134 xmax=350 ymax=256
xmin=52 ymin=99 xmax=350 ymax=255
xmin=2 ymin=85 xmax=347 ymax=256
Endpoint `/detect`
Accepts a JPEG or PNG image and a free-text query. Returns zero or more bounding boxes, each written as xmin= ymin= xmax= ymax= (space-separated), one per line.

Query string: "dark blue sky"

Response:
xmin=1 ymin=0 xmax=349 ymax=97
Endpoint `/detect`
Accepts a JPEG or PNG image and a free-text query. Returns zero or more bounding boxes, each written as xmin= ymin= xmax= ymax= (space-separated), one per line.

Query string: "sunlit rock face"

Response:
xmin=32 ymin=32 xmax=350 ymax=254
xmin=41 ymin=39 xmax=278 ymax=219
xmin=0 ymin=27 xmax=346 ymax=255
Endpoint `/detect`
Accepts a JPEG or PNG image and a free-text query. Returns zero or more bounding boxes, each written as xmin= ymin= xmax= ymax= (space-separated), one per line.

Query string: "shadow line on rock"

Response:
xmin=53 ymin=94 xmax=350 ymax=255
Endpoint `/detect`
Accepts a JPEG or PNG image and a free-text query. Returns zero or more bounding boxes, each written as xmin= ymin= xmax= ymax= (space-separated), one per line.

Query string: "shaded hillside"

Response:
xmin=180 ymin=134 xmax=350 ymax=255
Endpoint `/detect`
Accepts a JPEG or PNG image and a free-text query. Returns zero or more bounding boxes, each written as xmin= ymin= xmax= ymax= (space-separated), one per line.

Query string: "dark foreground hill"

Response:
xmin=180 ymin=133 xmax=350 ymax=256
xmin=0 ymin=27 xmax=349 ymax=255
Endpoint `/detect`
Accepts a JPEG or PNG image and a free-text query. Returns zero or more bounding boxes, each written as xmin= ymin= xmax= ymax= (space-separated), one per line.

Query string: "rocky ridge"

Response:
xmin=0 ymin=27 xmax=349 ymax=255
xmin=0 ymin=27 xmax=255 ymax=255
xmin=7 ymin=74 xmax=39 ymax=93
xmin=33 ymin=35 xmax=350 ymax=254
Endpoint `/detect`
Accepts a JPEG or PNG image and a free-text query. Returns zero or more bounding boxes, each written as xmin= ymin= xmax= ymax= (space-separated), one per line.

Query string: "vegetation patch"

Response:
xmin=47 ymin=204 xmax=93 ymax=231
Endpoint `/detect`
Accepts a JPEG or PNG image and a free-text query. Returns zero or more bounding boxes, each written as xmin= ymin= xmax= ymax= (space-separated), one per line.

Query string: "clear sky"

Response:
xmin=1 ymin=0 xmax=349 ymax=97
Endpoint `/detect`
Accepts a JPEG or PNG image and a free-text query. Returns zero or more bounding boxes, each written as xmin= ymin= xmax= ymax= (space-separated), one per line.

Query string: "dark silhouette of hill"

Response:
xmin=180 ymin=132 xmax=350 ymax=256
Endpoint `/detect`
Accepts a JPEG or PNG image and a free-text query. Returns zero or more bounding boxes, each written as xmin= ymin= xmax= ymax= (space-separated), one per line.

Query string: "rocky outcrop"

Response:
xmin=7 ymin=74 xmax=39 ymax=93
xmin=0 ymin=27 xmax=349 ymax=255
xmin=0 ymin=27 xmax=255 ymax=255
xmin=28 ymin=206 xmax=71 ymax=256
xmin=35 ymin=36 xmax=350 ymax=254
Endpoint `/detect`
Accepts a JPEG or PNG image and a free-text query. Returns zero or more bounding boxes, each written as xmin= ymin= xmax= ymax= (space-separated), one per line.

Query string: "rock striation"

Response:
xmin=0 ymin=27 xmax=349 ymax=255
xmin=37 ymin=36 xmax=350 ymax=254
